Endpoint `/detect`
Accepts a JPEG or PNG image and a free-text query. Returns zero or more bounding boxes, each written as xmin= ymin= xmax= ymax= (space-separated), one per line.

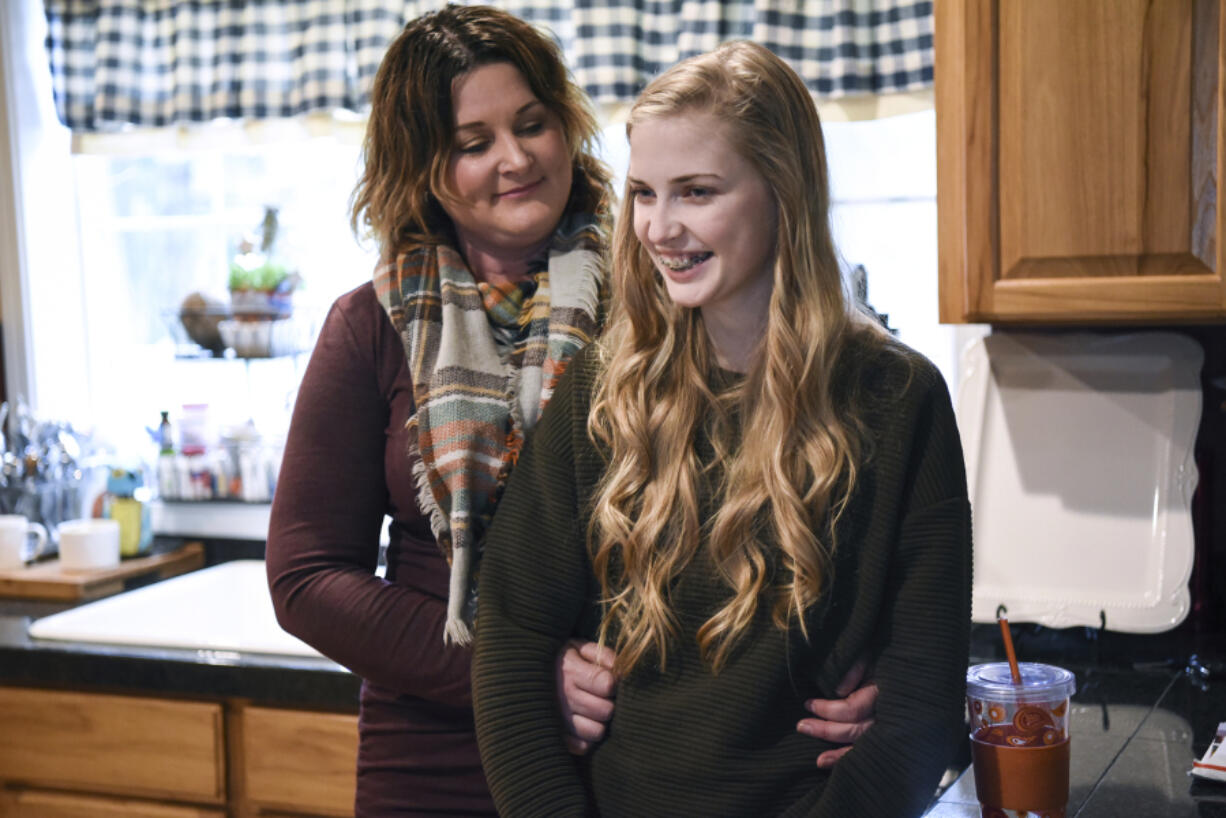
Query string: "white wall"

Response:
xmin=599 ymin=108 xmax=988 ymax=392
xmin=824 ymin=109 xmax=989 ymax=391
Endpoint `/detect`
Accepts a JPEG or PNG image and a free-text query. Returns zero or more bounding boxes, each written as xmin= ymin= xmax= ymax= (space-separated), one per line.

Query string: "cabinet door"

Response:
xmin=0 ymin=788 xmax=224 ymax=817
xmin=239 ymin=706 xmax=358 ymax=817
xmin=0 ymin=687 xmax=225 ymax=805
xmin=937 ymin=0 xmax=1226 ymax=323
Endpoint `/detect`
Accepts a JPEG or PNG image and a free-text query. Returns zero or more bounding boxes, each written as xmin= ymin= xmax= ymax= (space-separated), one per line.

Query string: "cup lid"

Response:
xmin=966 ymin=662 xmax=1076 ymax=702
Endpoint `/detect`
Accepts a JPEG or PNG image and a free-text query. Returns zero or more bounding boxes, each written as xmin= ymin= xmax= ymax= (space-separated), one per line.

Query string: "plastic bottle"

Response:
xmin=103 ymin=468 xmax=153 ymax=558
xmin=155 ymin=411 xmax=178 ymax=500
xmin=157 ymin=411 xmax=173 ymax=453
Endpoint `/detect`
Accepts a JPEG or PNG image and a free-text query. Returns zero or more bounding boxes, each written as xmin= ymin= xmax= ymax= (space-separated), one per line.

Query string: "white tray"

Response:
xmin=956 ymin=332 xmax=1202 ymax=633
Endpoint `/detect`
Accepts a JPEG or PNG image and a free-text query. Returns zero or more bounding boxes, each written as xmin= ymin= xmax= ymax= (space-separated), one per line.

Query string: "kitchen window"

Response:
xmin=23 ymin=130 xmax=379 ymax=537
xmin=70 ymin=131 xmax=376 ymax=457
xmin=2 ymin=1 xmax=380 ymax=535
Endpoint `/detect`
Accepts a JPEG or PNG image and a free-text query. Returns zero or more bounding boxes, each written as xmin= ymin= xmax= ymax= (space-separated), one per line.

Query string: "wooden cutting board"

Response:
xmin=0 ymin=542 xmax=205 ymax=602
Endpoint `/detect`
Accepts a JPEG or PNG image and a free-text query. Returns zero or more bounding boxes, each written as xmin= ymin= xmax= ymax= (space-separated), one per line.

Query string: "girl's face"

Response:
xmin=627 ymin=112 xmax=778 ymax=328
xmin=441 ymin=62 xmax=573 ymax=257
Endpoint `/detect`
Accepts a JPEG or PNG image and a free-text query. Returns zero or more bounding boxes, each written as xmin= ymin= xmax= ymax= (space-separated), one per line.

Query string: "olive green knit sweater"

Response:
xmin=473 ymin=342 xmax=972 ymax=817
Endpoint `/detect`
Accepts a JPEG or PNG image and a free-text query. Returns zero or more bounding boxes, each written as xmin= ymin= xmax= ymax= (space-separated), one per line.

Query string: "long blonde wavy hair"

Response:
xmin=588 ymin=41 xmax=894 ymax=675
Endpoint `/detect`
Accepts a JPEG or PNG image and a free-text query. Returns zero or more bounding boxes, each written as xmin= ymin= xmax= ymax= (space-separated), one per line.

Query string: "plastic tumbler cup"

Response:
xmin=966 ymin=662 xmax=1076 ymax=818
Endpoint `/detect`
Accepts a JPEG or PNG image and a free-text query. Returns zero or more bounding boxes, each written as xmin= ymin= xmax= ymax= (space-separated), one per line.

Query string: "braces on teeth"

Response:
xmin=657 ymin=252 xmax=712 ymax=272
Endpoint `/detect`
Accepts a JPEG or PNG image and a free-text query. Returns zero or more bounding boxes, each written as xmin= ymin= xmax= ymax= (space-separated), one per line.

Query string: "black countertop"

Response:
xmin=927 ymin=623 xmax=1226 ymax=817
xmin=0 ymin=539 xmax=360 ymax=713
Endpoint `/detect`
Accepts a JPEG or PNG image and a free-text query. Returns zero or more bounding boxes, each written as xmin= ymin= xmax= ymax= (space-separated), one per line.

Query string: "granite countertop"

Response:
xmin=0 ymin=540 xmax=360 ymax=713
xmin=927 ymin=624 xmax=1226 ymax=817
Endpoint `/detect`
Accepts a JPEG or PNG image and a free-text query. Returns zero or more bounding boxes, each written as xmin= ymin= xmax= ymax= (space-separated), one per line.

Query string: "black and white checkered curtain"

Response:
xmin=44 ymin=0 xmax=409 ymax=130
xmin=44 ymin=0 xmax=932 ymax=132
xmin=571 ymin=0 xmax=932 ymax=102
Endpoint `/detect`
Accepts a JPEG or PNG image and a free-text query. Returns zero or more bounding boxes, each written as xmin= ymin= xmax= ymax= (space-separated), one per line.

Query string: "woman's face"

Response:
xmin=440 ymin=62 xmax=573 ymax=257
xmin=627 ymin=112 xmax=777 ymax=327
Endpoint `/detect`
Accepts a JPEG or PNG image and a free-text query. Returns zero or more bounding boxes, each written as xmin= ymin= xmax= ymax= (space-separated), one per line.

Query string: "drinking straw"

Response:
xmin=999 ymin=616 xmax=1023 ymax=684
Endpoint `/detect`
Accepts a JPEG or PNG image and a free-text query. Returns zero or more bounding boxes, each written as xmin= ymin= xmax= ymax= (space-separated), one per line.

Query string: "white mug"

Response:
xmin=0 ymin=514 xmax=49 ymax=570
xmin=57 ymin=518 xmax=121 ymax=572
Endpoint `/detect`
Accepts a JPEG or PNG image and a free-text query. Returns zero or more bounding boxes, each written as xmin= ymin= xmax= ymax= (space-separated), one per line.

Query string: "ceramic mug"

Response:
xmin=58 ymin=518 xmax=121 ymax=572
xmin=0 ymin=514 xmax=49 ymax=570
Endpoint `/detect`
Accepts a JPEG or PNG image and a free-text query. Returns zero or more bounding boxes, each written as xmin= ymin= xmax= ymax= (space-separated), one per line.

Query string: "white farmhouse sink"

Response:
xmin=28 ymin=560 xmax=322 ymax=658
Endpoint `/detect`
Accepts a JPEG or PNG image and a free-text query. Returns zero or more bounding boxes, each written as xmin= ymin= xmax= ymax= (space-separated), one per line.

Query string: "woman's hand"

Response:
xmin=797 ymin=657 xmax=878 ymax=768
xmin=555 ymin=639 xmax=618 ymax=754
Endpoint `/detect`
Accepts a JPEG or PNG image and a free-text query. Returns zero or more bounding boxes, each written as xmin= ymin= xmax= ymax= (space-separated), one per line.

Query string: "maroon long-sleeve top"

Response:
xmin=267 ymin=281 xmax=498 ymax=816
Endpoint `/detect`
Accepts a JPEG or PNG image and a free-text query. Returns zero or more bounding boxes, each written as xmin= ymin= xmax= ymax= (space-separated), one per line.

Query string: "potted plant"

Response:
xmin=228 ymin=206 xmax=301 ymax=318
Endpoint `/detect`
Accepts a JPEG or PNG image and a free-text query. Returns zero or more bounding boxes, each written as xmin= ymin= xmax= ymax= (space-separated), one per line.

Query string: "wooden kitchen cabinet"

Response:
xmin=0 ymin=688 xmax=224 ymax=805
xmin=0 ymin=688 xmax=357 ymax=818
xmin=936 ymin=0 xmax=1226 ymax=323
xmin=0 ymin=789 xmax=223 ymax=817
xmin=236 ymin=706 xmax=358 ymax=817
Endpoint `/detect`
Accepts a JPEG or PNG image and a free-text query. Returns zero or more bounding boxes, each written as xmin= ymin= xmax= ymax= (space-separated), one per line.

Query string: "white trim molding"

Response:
xmin=0 ymin=0 xmax=89 ymax=419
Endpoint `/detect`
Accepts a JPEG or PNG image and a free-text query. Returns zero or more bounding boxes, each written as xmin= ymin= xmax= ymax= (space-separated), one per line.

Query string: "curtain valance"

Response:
xmin=44 ymin=0 xmax=932 ymax=132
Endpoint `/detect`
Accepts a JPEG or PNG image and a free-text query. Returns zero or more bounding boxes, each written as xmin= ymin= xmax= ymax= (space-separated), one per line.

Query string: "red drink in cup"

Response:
xmin=966 ymin=662 xmax=1076 ymax=818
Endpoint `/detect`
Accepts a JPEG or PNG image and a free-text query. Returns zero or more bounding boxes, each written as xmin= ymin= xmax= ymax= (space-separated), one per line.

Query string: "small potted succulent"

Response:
xmin=228 ymin=206 xmax=301 ymax=318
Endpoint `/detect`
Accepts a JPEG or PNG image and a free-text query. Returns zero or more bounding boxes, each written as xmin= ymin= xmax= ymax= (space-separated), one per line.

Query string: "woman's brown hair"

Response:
xmin=350 ymin=4 xmax=611 ymax=254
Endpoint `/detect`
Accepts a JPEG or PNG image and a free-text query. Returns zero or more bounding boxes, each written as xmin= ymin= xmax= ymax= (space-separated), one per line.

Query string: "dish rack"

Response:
xmin=162 ymin=307 xmax=319 ymax=360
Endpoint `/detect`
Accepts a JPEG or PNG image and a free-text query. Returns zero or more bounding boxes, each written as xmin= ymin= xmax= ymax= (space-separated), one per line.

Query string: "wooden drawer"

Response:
xmin=0 ymin=788 xmax=224 ymax=817
xmin=240 ymin=706 xmax=357 ymax=817
xmin=0 ymin=688 xmax=224 ymax=804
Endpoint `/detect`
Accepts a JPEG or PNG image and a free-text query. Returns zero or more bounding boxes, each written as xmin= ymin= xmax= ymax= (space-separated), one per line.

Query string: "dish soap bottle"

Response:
xmin=153 ymin=410 xmax=178 ymax=500
xmin=155 ymin=411 xmax=173 ymax=453
xmin=104 ymin=468 xmax=153 ymax=558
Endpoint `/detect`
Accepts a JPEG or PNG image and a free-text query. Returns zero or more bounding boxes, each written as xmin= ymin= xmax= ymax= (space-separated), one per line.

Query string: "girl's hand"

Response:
xmin=555 ymin=639 xmax=618 ymax=754
xmin=797 ymin=657 xmax=878 ymax=768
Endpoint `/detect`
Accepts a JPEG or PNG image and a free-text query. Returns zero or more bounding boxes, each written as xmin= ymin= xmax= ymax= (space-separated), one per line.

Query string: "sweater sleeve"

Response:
xmin=266 ymin=287 xmax=474 ymax=707
xmin=472 ymin=365 xmax=593 ymax=817
xmin=801 ymin=370 xmax=973 ymax=818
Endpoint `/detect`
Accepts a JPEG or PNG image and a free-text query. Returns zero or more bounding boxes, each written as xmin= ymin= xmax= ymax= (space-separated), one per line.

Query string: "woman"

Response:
xmin=472 ymin=40 xmax=972 ymax=818
xmin=267 ymin=8 xmax=875 ymax=815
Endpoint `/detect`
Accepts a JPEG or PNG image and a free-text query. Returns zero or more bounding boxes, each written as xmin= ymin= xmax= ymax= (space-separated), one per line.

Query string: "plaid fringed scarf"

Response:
xmin=374 ymin=213 xmax=605 ymax=645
